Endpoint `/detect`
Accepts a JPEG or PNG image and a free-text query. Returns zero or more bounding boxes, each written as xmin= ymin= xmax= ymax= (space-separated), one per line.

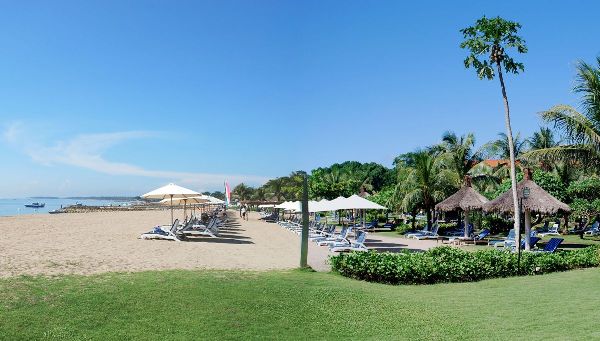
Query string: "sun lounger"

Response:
xmin=583 ymin=221 xmax=600 ymax=236
xmin=409 ymin=223 xmax=440 ymax=240
xmin=412 ymin=224 xmax=440 ymax=240
xmin=406 ymin=223 xmax=438 ymax=239
xmin=330 ymin=231 xmax=368 ymax=252
xmin=317 ymin=226 xmax=351 ymax=246
xmin=533 ymin=237 xmax=564 ymax=253
xmin=448 ymin=228 xmax=489 ymax=245
xmin=488 ymin=229 xmax=515 ymax=248
xmin=538 ymin=223 xmax=560 ymax=237
xmin=140 ymin=219 xmax=181 ymax=241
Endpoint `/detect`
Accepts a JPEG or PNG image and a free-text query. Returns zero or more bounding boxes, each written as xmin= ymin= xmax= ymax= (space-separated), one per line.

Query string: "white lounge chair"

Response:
xmin=140 ymin=219 xmax=181 ymax=241
xmin=330 ymin=231 xmax=368 ymax=252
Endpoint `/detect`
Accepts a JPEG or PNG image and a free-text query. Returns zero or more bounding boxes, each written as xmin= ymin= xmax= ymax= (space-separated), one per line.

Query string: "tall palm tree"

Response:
xmin=395 ymin=150 xmax=457 ymax=227
xmin=530 ymin=127 xmax=558 ymax=150
xmin=529 ymin=127 xmax=559 ymax=171
xmin=484 ymin=132 xmax=529 ymax=160
xmin=265 ymin=178 xmax=285 ymax=201
xmin=460 ymin=16 xmax=528 ymax=248
xmin=525 ymin=57 xmax=600 ymax=170
xmin=232 ymin=183 xmax=254 ymax=201
xmin=440 ymin=131 xmax=483 ymax=182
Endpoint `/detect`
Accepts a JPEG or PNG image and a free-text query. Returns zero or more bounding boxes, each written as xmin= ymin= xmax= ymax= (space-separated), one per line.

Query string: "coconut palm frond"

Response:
xmin=541 ymin=105 xmax=600 ymax=151
xmin=522 ymin=145 xmax=599 ymax=167
xmin=574 ymin=56 xmax=600 ymax=126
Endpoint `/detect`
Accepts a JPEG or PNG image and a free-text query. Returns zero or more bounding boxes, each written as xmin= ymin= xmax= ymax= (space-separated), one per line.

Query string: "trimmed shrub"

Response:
xmin=329 ymin=246 xmax=600 ymax=285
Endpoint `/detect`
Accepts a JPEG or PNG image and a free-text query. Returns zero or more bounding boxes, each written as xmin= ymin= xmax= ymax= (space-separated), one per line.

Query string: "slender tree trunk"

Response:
xmin=496 ymin=62 xmax=521 ymax=251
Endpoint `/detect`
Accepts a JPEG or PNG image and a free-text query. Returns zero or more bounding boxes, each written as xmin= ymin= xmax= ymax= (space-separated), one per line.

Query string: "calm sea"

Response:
xmin=0 ymin=198 xmax=134 ymax=217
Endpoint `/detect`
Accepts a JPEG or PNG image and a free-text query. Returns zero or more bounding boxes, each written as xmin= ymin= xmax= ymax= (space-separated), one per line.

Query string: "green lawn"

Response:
xmin=2 ymin=269 xmax=600 ymax=340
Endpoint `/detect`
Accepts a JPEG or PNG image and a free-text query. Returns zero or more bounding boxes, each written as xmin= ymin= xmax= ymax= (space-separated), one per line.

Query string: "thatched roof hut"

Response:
xmin=483 ymin=169 xmax=571 ymax=215
xmin=435 ymin=176 xmax=488 ymax=212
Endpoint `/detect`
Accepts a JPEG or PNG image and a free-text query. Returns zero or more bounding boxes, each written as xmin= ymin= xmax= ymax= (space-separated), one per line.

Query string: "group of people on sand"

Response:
xmin=239 ymin=204 xmax=249 ymax=221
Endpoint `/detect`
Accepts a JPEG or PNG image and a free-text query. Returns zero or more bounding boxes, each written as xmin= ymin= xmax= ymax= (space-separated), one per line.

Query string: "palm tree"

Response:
xmin=484 ymin=132 xmax=529 ymax=160
xmin=395 ymin=150 xmax=457 ymax=228
xmin=232 ymin=183 xmax=254 ymax=201
xmin=265 ymin=178 xmax=285 ymax=201
xmin=530 ymin=127 xmax=558 ymax=150
xmin=529 ymin=127 xmax=559 ymax=171
xmin=460 ymin=16 xmax=528 ymax=250
xmin=440 ymin=131 xmax=483 ymax=182
xmin=524 ymin=57 xmax=600 ymax=171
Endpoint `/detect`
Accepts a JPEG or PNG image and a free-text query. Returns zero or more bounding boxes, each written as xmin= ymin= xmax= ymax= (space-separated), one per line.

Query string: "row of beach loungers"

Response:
xmin=406 ymin=222 xmax=565 ymax=252
xmin=273 ymin=215 xmax=368 ymax=253
xmin=140 ymin=209 xmax=233 ymax=241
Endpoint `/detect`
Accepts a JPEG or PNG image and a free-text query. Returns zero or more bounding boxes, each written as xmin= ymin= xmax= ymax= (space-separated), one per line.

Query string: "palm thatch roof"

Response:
xmin=435 ymin=176 xmax=488 ymax=212
xmin=483 ymin=169 xmax=571 ymax=215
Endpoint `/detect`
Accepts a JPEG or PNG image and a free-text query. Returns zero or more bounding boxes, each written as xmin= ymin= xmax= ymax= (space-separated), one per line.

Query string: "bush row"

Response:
xmin=329 ymin=246 xmax=600 ymax=285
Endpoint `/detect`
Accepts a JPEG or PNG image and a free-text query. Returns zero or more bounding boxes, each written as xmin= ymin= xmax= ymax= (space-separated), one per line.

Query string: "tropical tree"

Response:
xmin=232 ymin=183 xmax=254 ymax=201
xmin=524 ymin=57 xmax=600 ymax=171
xmin=264 ymin=178 xmax=285 ymax=201
xmin=439 ymin=131 xmax=483 ymax=182
xmin=484 ymin=132 xmax=529 ymax=160
xmin=394 ymin=150 xmax=458 ymax=227
xmin=530 ymin=127 xmax=558 ymax=150
xmin=460 ymin=16 xmax=528 ymax=240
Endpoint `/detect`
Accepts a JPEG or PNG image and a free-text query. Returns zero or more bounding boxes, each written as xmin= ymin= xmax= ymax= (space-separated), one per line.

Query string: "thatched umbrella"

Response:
xmin=483 ymin=168 xmax=570 ymax=250
xmin=436 ymin=176 xmax=488 ymax=238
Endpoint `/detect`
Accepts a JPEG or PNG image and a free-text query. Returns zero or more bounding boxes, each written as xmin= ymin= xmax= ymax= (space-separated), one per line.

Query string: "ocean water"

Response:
xmin=0 ymin=198 xmax=134 ymax=217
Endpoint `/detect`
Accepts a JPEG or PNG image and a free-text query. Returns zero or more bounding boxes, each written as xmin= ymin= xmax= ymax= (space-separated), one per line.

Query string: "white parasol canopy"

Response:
xmin=198 ymin=195 xmax=225 ymax=204
xmin=141 ymin=183 xmax=200 ymax=225
xmin=141 ymin=183 xmax=200 ymax=199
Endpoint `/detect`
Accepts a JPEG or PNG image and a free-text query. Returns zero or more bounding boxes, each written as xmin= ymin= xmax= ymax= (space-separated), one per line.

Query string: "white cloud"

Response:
xmin=2 ymin=123 xmax=269 ymax=190
xmin=2 ymin=121 xmax=23 ymax=143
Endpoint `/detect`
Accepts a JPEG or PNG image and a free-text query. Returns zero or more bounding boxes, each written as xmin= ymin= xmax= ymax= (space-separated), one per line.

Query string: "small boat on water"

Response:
xmin=24 ymin=202 xmax=45 ymax=208
xmin=49 ymin=209 xmax=65 ymax=214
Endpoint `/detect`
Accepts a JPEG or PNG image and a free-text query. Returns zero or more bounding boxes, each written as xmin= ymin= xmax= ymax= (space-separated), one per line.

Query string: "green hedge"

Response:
xmin=329 ymin=246 xmax=600 ymax=285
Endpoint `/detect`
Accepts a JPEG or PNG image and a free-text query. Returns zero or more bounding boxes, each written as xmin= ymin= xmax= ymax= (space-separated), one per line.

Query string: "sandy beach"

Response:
xmin=0 ymin=210 xmax=438 ymax=278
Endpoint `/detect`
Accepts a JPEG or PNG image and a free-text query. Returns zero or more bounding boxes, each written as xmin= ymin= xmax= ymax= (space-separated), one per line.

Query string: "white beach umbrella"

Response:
xmin=159 ymin=196 xmax=209 ymax=220
xmin=198 ymin=195 xmax=225 ymax=204
xmin=142 ymin=183 xmax=200 ymax=225
xmin=274 ymin=201 xmax=290 ymax=209
xmin=343 ymin=195 xmax=387 ymax=210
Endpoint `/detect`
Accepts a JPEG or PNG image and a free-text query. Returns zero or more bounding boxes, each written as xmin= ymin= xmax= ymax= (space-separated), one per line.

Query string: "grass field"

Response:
xmin=2 ymin=268 xmax=600 ymax=340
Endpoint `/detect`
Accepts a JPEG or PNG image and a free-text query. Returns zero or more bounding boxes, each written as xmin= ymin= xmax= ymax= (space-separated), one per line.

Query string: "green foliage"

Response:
xmin=330 ymin=246 xmax=600 ymax=285
xmin=368 ymin=186 xmax=395 ymax=209
xmin=394 ymin=150 xmax=458 ymax=218
xmin=532 ymin=169 xmax=567 ymax=202
xmin=232 ymin=183 xmax=255 ymax=201
xmin=309 ymin=161 xmax=394 ymax=199
xmin=570 ymin=198 xmax=600 ymax=222
xmin=567 ymin=177 xmax=600 ymax=201
xmin=523 ymin=57 xmax=600 ymax=169
xmin=460 ymin=16 xmax=527 ymax=80
xmin=488 ymin=170 xmax=566 ymax=202
xmin=481 ymin=215 xmax=512 ymax=234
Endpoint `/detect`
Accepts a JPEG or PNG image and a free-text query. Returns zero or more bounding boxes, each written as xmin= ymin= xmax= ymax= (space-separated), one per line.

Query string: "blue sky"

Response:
xmin=1 ymin=1 xmax=599 ymax=197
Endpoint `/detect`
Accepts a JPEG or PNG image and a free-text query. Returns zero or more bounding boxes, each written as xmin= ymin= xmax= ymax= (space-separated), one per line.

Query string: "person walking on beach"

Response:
xmin=241 ymin=205 xmax=247 ymax=221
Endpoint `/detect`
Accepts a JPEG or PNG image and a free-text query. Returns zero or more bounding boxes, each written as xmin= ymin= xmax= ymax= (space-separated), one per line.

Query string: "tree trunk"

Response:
xmin=426 ymin=209 xmax=432 ymax=229
xmin=496 ymin=61 xmax=521 ymax=253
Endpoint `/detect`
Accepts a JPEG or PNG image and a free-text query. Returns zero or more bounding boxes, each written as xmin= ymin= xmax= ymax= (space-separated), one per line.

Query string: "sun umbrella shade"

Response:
xmin=198 ymin=195 xmax=225 ymax=204
xmin=482 ymin=170 xmax=570 ymax=215
xmin=326 ymin=195 xmax=386 ymax=211
xmin=435 ymin=181 xmax=488 ymax=212
xmin=141 ymin=183 xmax=200 ymax=199
xmin=159 ymin=196 xmax=209 ymax=206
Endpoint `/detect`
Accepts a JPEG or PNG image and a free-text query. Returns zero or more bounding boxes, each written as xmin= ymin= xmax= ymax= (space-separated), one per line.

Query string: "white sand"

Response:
xmin=0 ymin=210 xmax=437 ymax=278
